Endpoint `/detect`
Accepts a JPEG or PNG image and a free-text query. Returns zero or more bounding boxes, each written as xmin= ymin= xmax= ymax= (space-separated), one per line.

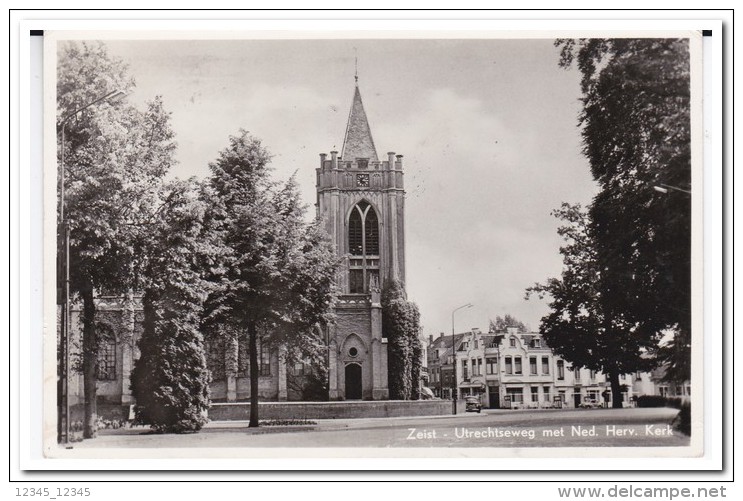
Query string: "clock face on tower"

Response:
xmin=356 ymin=174 xmax=370 ymax=187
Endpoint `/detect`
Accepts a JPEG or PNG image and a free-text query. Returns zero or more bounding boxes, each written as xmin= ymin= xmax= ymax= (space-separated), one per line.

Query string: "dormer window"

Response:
xmin=533 ymin=339 xmax=541 ymax=348
xmin=509 ymin=337 xmax=516 ymax=347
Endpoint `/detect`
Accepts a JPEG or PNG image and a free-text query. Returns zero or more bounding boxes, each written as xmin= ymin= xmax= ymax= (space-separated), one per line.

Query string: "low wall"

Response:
xmin=208 ymin=400 xmax=452 ymax=421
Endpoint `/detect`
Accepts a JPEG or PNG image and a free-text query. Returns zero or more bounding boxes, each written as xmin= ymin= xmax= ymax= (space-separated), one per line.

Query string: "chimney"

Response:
xmin=396 ymin=154 xmax=404 ymax=169
xmin=428 ymin=334 xmax=433 ymax=344
xmin=330 ymin=150 xmax=338 ymax=169
xmin=320 ymin=153 xmax=327 ymax=169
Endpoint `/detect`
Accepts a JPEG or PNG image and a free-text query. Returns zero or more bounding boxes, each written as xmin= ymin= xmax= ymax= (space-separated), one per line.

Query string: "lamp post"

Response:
xmin=58 ymin=89 xmax=126 ymax=445
xmin=451 ymin=303 xmax=473 ymax=415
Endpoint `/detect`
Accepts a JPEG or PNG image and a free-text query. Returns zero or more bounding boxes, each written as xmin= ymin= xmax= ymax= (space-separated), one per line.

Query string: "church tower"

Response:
xmin=317 ymin=80 xmax=406 ymax=400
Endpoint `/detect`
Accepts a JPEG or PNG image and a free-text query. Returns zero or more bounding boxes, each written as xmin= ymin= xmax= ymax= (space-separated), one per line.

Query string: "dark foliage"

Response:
xmin=556 ymin=38 xmax=691 ymax=384
xmin=130 ymin=180 xmax=218 ymax=433
xmin=382 ymin=280 xmax=422 ymax=400
xmin=490 ymin=314 xmax=529 ymax=333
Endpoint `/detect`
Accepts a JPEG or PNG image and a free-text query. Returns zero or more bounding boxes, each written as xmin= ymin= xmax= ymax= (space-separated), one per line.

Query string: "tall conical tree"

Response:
xmin=130 ymin=179 xmax=218 ymax=433
xmin=203 ymin=130 xmax=338 ymax=427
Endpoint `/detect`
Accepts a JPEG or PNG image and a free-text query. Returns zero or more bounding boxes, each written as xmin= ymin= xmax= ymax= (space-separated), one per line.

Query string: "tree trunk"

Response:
xmin=248 ymin=322 xmax=259 ymax=428
xmin=81 ymin=285 xmax=97 ymax=439
xmin=609 ymin=369 xmax=623 ymax=409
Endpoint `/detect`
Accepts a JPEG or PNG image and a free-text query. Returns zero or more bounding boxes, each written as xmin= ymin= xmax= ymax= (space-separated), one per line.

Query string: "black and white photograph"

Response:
xmin=43 ymin=29 xmax=704 ymax=459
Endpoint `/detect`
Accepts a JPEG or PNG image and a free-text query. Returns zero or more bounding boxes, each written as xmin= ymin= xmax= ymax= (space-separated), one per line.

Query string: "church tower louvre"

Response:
xmin=317 ymin=79 xmax=407 ymax=400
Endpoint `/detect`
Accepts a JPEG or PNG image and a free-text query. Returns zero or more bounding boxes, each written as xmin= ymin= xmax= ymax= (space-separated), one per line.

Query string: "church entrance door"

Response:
xmin=345 ymin=363 xmax=362 ymax=400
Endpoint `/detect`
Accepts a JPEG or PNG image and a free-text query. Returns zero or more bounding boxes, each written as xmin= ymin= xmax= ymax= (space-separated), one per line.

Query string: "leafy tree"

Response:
xmin=489 ymin=314 xmax=529 ymax=333
xmin=57 ymin=41 xmax=176 ymax=437
xmin=203 ymin=131 xmax=338 ymax=427
xmin=382 ymin=279 xmax=422 ymax=400
xmin=410 ymin=337 xmax=423 ymax=400
xmin=129 ymin=179 xmax=218 ymax=433
xmin=526 ymin=204 xmax=658 ymax=408
xmin=556 ymin=38 xmax=691 ymax=384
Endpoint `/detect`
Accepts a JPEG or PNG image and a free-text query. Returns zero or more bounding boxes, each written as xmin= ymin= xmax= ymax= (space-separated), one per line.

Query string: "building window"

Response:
xmin=514 ymin=357 xmax=522 ymax=375
xmin=348 ymin=201 xmax=380 ymax=293
xmin=533 ymin=339 xmax=541 ymax=348
xmin=349 ymin=269 xmax=364 ymax=293
xmin=557 ymin=360 xmax=565 ymax=380
xmin=542 ymin=356 xmax=550 ymax=375
xmin=486 ymin=357 xmax=498 ymax=375
xmin=543 ymin=386 xmax=551 ymax=403
xmin=364 ymin=208 xmax=379 ymax=255
xmin=259 ymin=339 xmax=271 ymax=376
xmin=573 ymin=367 xmax=581 ymax=381
xmin=589 ymin=370 xmax=597 ymax=381
xmin=510 ymin=337 xmax=516 ymax=347
xmin=530 ymin=357 xmax=537 ymax=375
xmin=474 ymin=339 xmax=478 ymax=349
xmin=96 ymin=337 xmax=116 ymax=381
xmin=506 ymin=388 xmax=523 ymax=404
xmin=505 ymin=356 xmax=513 ymax=375
xmin=462 ymin=359 xmax=469 ymax=380
xmin=349 ymin=208 xmax=363 ymax=255
xmin=531 ymin=386 xmax=539 ymax=402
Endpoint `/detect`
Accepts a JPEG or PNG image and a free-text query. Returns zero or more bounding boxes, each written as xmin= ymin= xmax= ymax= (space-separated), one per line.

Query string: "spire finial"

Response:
xmin=354 ymin=48 xmax=358 ymax=84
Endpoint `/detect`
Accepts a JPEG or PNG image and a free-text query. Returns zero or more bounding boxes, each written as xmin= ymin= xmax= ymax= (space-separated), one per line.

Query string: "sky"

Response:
xmin=96 ymin=37 xmax=598 ymax=337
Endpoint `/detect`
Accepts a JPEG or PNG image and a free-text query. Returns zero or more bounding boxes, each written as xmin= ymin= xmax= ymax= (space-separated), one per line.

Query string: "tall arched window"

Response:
xmin=95 ymin=324 xmax=117 ymax=381
xmin=348 ymin=201 xmax=380 ymax=293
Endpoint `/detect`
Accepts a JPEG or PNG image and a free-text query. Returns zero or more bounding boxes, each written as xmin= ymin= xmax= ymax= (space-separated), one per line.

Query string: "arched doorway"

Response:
xmin=345 ymin=363 xmax=362 ymax=400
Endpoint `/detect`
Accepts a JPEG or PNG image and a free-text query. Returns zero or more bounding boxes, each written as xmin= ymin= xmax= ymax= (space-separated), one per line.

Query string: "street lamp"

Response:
xmin=653 ymin=183 xmax=691 ymax=195
xmin=58 ymin=89 xmax=126 ymax=445
xmin=451 ymin=303 xmax=473 ymax=415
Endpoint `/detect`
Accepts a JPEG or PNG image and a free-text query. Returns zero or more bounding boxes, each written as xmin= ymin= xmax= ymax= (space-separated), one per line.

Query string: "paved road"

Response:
xmin=71 ymin=407 xmax=689 ymax=450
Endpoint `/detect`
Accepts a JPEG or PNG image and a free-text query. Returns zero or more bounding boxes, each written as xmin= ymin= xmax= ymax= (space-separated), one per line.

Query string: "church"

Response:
xmin=69 ymin=78 xmax=407 ymax=411
xmin=316 ymin=80 xmax=407 ymax=401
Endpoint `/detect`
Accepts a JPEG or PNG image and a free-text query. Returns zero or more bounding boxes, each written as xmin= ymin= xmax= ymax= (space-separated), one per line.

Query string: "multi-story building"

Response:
xmin=426 ymin=326 xmax=645 ymax=409
xmin=426 ymin=333 xmax=464 ymax=400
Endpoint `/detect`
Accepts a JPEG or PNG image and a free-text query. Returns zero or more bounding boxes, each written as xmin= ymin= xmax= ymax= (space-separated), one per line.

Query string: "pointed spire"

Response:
xmin=341 ymin=84 xmax=378 ymax=162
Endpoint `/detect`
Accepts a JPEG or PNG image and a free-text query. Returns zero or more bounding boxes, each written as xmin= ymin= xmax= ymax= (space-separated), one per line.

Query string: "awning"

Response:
xmin=459 ymin=381 xmax=485 ymax=388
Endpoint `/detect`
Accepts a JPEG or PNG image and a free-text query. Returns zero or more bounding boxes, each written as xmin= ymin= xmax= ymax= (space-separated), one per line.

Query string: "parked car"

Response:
xmin=580 ymin=397 xmax=601 ymax=409
xmin=420 ymin=386 xmax=438 ymax=400
xmin=465 ymin=396 xmax=482 ymax=413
